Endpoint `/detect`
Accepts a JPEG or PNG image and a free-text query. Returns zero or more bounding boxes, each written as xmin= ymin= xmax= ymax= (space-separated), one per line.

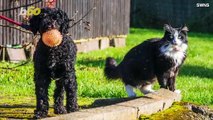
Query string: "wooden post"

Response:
xmin=2 ymin=47 xmax=6 ymax=61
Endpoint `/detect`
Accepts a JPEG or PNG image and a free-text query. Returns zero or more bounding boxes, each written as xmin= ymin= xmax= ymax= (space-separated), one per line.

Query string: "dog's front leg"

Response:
xmin=34 ymin=73 xmax=51 ymax=119
xmin=64 ymin=71 xmax=78 ymax=113
xmin=54 ymin=80 xmax=67 ymax=114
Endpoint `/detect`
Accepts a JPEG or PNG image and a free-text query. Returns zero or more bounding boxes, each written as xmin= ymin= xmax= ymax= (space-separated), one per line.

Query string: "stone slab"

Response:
xmin=43 ymin=89 xmax=181 ymax=120
xmin=99 ymin=38 xmax=110 ymax=50
xmin=76 ymin=40 xmax=99 ymax=53
xmin=110 ymin=37 xmax=126 ymax=47
xmin=6 ymin=48 xmax=26 ymax=62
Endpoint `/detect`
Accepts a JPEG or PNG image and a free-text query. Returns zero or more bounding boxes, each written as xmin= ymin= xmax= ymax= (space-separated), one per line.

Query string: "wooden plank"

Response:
xmin=126 ymin=0 xmax=129 ymax=34
xmin=88 ymin=0 xmax=92 ymax=38
xmin=0 ymin=0 xmax=2 ymax=46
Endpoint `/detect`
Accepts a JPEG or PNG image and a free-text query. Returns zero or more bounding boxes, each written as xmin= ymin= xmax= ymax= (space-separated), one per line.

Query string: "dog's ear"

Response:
xmin=57 ymin=9 xmax=70 ymax=34
xmin=29 ymin=15 xmax=40 ymax=35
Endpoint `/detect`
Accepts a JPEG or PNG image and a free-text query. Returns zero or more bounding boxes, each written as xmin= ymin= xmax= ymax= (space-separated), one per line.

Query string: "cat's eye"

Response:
xmin=170 ymin=35 xmax=173 ymax=39
xmin=178 ymin=36 xmax=182 ymax=39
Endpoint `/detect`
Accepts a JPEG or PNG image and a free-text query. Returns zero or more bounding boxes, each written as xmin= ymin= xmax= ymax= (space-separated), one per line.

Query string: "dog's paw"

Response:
xmin=34 ymin=110 xmax=48 ymax=119
xmin=174 ymin=89 xmax=181 ymax=94
xmin=66 ymin=103 xmax=79 ymax=113
xmin=54 ymin=106 xmax=67 ymax=114
xmin=67 ymin=107 xmax=79 ymax=113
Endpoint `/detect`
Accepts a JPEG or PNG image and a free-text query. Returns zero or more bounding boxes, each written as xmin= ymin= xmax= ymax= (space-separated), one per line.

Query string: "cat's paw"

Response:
xmin=140 ymin=84 xmax=156 ymax=94
xmin=174 ymin=89 xmax=181 ymax=94
xmin=140 ymin=87 xmax=156 ymax=94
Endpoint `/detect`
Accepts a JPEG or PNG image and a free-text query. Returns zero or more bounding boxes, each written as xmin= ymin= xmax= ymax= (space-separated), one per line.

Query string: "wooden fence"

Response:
xmin=0 ymin=0 xmax=130 ymax=46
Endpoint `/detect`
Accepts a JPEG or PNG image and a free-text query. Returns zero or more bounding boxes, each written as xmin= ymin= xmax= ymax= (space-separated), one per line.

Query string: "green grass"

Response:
xmin=0 ymin=28 xmax=212 ymax=108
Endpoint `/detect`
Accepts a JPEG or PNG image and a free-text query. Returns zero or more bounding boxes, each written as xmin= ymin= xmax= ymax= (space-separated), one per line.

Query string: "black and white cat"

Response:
xmin=104 ymin=24 xmax=188 ymax=97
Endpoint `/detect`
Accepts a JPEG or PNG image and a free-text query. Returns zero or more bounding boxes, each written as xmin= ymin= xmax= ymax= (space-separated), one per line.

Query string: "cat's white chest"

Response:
xmin=164 ymin=51 xmax=185 ymax=66
xmin=160 ymin=43 xmax=187 ymax=66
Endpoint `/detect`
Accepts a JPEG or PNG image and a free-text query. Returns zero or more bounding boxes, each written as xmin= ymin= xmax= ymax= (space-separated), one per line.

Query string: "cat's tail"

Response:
xmin=104 ymin=57 xmax=121 ymax=80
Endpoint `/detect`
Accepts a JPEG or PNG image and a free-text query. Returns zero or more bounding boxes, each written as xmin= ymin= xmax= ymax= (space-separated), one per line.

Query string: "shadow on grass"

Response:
xmin=0 ymin=104 xmax=35 ymax=108
xmin=180 ymin=65 xmax=213 ymax=79
xmin=0 ymin=104 xmax=36 ymax=119
xmin=0 ymin=104 xmax=58 ymax=119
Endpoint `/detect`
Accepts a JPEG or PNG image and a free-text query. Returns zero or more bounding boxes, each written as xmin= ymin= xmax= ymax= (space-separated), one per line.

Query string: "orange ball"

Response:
xmin=42 ymin=29 xmax=62 ymax=47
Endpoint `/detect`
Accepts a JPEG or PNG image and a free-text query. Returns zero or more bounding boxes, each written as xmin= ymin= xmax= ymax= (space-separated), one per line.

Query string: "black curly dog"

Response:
xmin=105 ymin=24 xmax=188 ymax=97
xmin=29 ymin=8 xmax=78 ymax=118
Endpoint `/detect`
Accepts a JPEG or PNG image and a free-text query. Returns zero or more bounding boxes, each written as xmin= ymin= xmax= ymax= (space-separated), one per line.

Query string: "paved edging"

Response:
xmin=44 ymin=89 xmax=181 ymax=120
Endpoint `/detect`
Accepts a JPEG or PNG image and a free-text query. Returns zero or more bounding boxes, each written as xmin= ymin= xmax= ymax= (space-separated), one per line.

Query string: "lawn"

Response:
xmin=0 ymin=28 xmax=212 ymax=118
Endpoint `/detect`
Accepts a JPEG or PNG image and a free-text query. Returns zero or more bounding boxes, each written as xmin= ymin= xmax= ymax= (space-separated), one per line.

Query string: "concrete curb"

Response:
xmin=44 ymin=89 xmax=181 ymax=120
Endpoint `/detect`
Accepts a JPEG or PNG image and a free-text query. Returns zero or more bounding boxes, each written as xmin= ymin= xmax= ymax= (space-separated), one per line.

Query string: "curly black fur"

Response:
xmin=29 ymin=8 xmax=78 ymax=119
xmin=105 ymin=24 xmax=188 ymax=96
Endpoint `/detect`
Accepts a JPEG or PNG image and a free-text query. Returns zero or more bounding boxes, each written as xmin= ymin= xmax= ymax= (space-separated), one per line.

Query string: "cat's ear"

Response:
xmin=180 ymin=25 xmax=189 ymax=35
xmin=181 ymin=25 xmax=189 ymax=32
xmin=164 ymin=24 xmax=172 ymax=33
